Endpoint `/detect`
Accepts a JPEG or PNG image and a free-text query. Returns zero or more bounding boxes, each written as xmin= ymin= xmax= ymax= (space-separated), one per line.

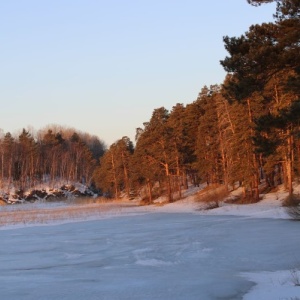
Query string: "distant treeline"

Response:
xmin=0 ymin=125 xmax=106 ymax=192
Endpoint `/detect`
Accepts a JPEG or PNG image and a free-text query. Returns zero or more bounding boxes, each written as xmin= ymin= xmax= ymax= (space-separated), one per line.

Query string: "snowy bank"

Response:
xmin=242 ymin=270 xmax=300 ymax=300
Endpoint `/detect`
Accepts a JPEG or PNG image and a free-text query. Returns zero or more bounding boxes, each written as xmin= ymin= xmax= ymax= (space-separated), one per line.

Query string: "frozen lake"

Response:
xmin=0 ymin=213 xmax=299 ymax=300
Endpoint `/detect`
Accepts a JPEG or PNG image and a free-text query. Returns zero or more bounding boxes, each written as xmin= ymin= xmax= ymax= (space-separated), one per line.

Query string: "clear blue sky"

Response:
xmin=0 ymin=0 xmax=276 ymax=146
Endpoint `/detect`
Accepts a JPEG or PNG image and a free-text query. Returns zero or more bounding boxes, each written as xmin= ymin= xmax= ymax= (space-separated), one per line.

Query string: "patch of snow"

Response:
xmin=242 ymin=270 xmax=300 ymax=300
xmin=135 ymin=258 xmax=174 ymax=267
xmin=198 ymin=197 xmax=290 ymax=219
xmin=64 ymin=253 xmax=84 ymax=260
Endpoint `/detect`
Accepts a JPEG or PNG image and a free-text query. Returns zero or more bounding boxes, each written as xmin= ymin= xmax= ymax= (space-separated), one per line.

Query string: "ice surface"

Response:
xmin=0 ymin=213 xmax=299 ymax=300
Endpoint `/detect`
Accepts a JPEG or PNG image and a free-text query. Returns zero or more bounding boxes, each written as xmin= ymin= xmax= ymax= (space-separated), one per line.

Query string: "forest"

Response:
xmin=0 ymin=126 xmax=106 ymax=194
xmin=1 ymin=0 xmax=299 ymax=204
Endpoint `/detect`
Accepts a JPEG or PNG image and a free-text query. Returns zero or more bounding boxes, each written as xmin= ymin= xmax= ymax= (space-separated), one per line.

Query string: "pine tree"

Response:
xmin=93 ymin=136 xmax=134 ymax=199
xmin=133 ymin=107 xmax=176 ymax=202
xmin=17 ymin=129 xmax=38 ymax=190
xmin=220 ymin=0 xmax=300 ymax=196
xmin=0 ymin=132 xmax=15 ymax=190
xmin=196 ymin=89 xmax=221 ymax=186
xmin=182 ymin=98 xmax=204 ymax=186
xmin=167 ymin=103 xmax=188 ymax=195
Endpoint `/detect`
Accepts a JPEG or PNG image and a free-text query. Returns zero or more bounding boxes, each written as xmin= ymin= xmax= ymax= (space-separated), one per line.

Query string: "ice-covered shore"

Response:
xmin=0 ymin=185 xmax=299 ymax=300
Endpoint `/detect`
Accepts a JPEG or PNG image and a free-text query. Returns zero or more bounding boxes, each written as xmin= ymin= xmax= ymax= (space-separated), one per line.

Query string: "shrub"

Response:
xmin=283 ymin=194 xmax=300 ymax=221
xmin=290 ymin=269 xmax=300 ymax=286
xmin=195 ymin=184 xmax=229 ymax=210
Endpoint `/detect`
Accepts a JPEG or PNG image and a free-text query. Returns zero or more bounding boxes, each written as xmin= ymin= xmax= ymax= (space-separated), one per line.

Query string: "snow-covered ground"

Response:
xmin=0 ymin=185 xmax=300 ymax=299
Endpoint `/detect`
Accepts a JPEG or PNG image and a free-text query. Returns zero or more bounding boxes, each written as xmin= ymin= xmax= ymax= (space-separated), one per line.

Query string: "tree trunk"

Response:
xmin=286 ymin=129 xmax=294 ymax=195
xmin=252 ymin=153 xmax=260 ymax=202
xmin=183 ymin=170 xmax=188 ymax=190
xmin=164 ymin=163 xmax=173 ymax=202
xmin=166 ymin=174 xmax=173 ymax=202
xmin=1 ymin=152 xmax=3 ymax=188
xmin=246 ymin=98 xmax=260 ymax=202
xmin=111 ymin=153 xmax=119 ymax=199
xmin=147 ymin=179 xmax=152 ymax=203
xmin=121 ymin=151 xmax=130 ymax=198
xmin=177 ymin=175 xmax=182 ymax=200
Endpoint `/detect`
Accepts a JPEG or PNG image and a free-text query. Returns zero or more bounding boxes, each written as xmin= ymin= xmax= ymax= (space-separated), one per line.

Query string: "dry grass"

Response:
xmin=282 ymin=194 xmax=300 ymax=207
xmin=290 ymin=269 xmax=300 ymax=286
xmin=139 ymin=198 xmax=153 ymax=206
xmin=286 ymin=206 xmax=300 ymax=220
xmin=281 ymin=194 xmax=300 ymax=221
xmin=226 ymin=194 xmax=263 ymax=205
xmin=0 ymin=198 xmax=138 ymax=227
xmin=195 ymin=184 xmax=229 ymax=210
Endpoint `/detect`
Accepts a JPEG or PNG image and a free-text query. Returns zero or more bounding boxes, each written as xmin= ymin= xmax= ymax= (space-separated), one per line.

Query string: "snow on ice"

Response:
xmin=0 ymin=185 xmax=300 ymax=300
